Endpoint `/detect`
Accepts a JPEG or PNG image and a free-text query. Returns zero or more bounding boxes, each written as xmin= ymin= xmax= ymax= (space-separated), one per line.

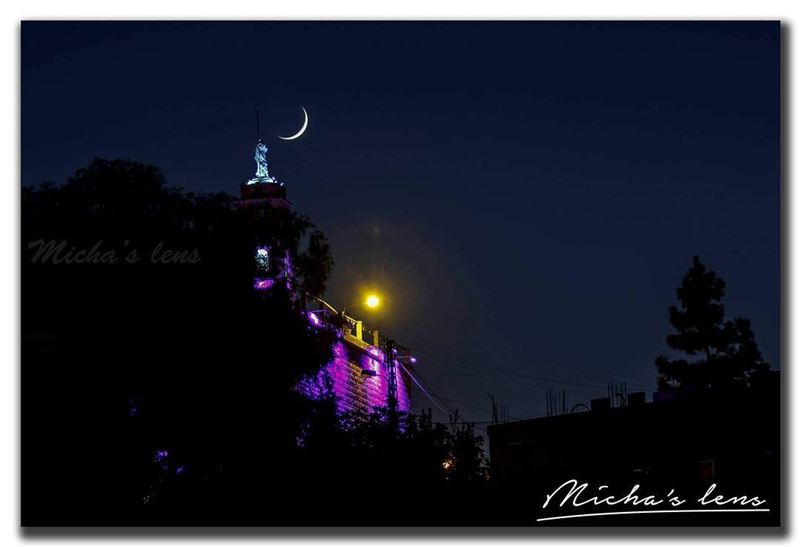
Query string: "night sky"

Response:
xmin=22 ymin=21 xmax=780 ymax=427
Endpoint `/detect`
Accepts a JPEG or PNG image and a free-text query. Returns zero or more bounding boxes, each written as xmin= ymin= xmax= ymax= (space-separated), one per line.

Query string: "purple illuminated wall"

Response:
xmin=252 ymin=248 xmax=412 ymax=415
xmin=298 ymin=338 xmax=412 ymax=415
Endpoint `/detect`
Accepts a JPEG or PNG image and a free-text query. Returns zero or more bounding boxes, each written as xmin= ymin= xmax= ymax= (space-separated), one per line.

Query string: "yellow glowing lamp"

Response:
xmin=365 ymin=294 xmax=381 ymax=309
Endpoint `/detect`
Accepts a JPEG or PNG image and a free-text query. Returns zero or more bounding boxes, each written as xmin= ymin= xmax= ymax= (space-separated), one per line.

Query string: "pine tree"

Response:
xmin=656 ymin=256 xmax=769 ymax=390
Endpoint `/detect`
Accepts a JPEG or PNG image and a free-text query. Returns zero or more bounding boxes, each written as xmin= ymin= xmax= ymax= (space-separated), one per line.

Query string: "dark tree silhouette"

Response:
xmin=22 ymin=158 xmax=490 ymax=526
xmin=718 ymin=316 xmax=771 ymax=386
xmin=22 ymin=158 xmax=339 ymax=523
xmin=656 ymin=256 xmax=769 ymax=391
xmin=298 ymin=229 xmax=334 ymax=297
xmin=446 ymin=421 xmax=489 ymax=483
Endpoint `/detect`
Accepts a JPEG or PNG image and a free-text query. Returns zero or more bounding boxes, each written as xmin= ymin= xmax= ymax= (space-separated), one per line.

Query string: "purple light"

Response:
xmin=154 ymin=449 xmax=169 ymax=463
xmin=296 ymin=340 xmax=411 ymax=415
xmin=127 ymin=396 xmax=143 ymax=418
xmin=307 ymin=311 xmax=322 ymax=326
xmin=253 ymin=278 xmax=275 ymax=290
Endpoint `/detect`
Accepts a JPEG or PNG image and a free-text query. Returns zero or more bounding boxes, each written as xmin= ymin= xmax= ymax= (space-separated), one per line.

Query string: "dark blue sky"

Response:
xmin=22 ymin=21 xmax=780 ymax=426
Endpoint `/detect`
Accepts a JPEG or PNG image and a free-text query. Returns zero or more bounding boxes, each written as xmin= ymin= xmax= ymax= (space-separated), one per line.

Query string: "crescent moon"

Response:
xmin=279 ymin=106 xmax=308 ymax=141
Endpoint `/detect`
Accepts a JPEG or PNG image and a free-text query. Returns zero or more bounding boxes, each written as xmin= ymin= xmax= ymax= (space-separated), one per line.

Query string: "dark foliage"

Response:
xmin=656 ymin=256 xmax=770 ymax=391
xmin=22 ymin=158 xmax=488 ymax=525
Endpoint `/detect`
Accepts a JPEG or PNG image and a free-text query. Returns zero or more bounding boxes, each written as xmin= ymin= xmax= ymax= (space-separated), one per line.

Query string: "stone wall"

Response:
xmin=298 ymin=336 xmax=412 ymax=415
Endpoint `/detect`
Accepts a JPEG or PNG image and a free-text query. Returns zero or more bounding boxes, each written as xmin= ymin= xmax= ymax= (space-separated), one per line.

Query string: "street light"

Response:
xmin=337 ymin=291 xmax=383 ymax=343
xmin=342 ymin=291 xmax=382 ymax=317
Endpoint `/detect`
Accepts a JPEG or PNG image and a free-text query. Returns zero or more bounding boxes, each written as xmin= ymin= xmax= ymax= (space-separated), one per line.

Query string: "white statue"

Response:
xmin=249 ymin=141 xmax=275 ymax=184
xmin=255 ymin=141 xmax=270 ymax=179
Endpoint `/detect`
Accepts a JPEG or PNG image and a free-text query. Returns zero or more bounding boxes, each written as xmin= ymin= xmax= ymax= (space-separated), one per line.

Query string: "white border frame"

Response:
xmin=2 ymin=2 xmax=795 ymax=545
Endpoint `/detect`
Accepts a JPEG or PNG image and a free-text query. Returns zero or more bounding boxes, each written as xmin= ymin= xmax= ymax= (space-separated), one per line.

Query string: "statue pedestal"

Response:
xmin=247 ymin=175 xmax=276 ymax=185
xmin=239 ymin=181 xmax=291 ymax=209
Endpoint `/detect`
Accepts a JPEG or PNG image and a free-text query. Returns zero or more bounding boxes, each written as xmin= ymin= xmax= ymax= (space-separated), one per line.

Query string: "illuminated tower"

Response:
xmin=237 ymin=130 xmax=292 ymax=290
xmin=235 ymin=119 xmax=414 ymax=417
xmin=239 ymin=139 xmax=291 ymax=209
xmin=239 ymin=109 xmax=291 ymax=209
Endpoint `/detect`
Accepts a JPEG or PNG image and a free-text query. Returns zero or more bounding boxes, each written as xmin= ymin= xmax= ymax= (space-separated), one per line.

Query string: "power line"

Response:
xmin=414 ymin=354 xmax=610 ymax=394
xmin=409 ymin=346 xmax=654 ymax=391
xmin=396 ymin=360 xmax=452 ymax=417
xmin=414 ymin=367 xmax=606 ymax=402
xmin=410 ymin=346 xmax=655 ymax=388
xmin=400 ymin=362 xmax=499 ymax=430
xmin=436 ymin=395 xmax=495 ymax=418
xmin=400 ymin=356 xmax=625 ymax=427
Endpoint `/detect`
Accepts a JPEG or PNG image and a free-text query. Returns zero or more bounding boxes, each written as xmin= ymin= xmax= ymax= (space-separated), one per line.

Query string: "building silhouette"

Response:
xmin=487 ymin=373 xmax=780 ymax=525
